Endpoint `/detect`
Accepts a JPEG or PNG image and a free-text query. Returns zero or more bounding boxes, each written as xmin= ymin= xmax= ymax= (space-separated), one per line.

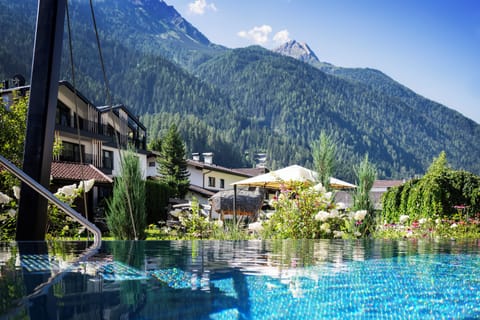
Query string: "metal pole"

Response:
xmin=17 ymin=0 xmax=66 ymax=240
xmin=233 ymin=184 xmax=237 ymax=225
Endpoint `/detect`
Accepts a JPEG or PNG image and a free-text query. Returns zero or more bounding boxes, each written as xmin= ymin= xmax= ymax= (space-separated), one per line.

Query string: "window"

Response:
xmin=208 ymin=176 xmax=216 ymax=187
xmin=220 ymin=179 xmax=225 ymax=189
xmin=148 ymin=161 xmax=155 ymax=167
xmin=103 ymin=150 xmax=114 ymax=170
xmin=61 ymin=142 xmax=84 ymax=163
xmin=56 ymin=102 xmax=70 ymax=127
xmin=73 ymin=113 xmax=84 ymax=130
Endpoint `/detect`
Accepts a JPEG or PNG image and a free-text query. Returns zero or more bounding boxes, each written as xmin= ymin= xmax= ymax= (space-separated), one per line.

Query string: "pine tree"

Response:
xmin=157 ymin=124 xmax=190 ymax=198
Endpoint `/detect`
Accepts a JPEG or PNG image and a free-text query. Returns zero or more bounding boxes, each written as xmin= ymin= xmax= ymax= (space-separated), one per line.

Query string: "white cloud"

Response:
xmin=273 ymin=29 xmax=290 ymax=44
xmin=188 ymin=0 xmax=217 ymax=15
xmin=237 ymin=25 xmax=273 ymax=45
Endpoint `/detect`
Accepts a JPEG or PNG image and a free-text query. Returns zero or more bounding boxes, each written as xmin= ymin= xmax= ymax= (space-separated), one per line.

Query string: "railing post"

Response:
xmin=17 ymin=0 xmax=66 ymax=241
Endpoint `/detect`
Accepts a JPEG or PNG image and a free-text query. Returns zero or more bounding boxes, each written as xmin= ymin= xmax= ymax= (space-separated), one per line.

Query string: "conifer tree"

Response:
xmin=106 ymin=148 xmax=146 ymax=240
xmin=312 ymin=131 xmax=337 ymax=191
xmin=157 ymin=124 xmax=190 ymax=198
xmin=352 ymin=154 xmax=377 ymax=213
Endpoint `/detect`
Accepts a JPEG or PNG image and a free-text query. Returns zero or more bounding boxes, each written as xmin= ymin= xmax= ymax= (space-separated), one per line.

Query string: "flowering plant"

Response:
xmin=0 ymin=179 xmax=95 ymax=240
xmin=260 ymin=182 xmax=373 ymax=239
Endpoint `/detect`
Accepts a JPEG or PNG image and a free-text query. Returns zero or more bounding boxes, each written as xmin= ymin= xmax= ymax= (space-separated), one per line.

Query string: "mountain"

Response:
xmin=272 ymin=40 xmax=480 ymax=175
xmin=63 ymin=0 xmax=226 ymax=70
xmin=274 ymin=40 xmax=337 ymax=71
xmin=274 ymin=40 xmax=319 ymax=64
xmin=194 ymin=46 xmax=480 ymax=178
xmin=1 ymin=0 xmax=479 ymax=180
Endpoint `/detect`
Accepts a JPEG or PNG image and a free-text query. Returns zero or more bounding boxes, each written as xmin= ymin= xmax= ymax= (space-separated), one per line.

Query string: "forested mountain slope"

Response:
xmin=1 ymin=0 xmax=479 ymax=180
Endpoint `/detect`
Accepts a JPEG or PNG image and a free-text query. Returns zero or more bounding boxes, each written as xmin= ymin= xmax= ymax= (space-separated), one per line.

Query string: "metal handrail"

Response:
xmin=0 ymin=154 xmax=102 ymax=247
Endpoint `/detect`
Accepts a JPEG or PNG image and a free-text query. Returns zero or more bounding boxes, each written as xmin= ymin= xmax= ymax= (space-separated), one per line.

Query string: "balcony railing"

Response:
xmin=57 ymin=120 xmax=147 ymax=151
xmin=59 ymin=152 xmax=94 ymax=164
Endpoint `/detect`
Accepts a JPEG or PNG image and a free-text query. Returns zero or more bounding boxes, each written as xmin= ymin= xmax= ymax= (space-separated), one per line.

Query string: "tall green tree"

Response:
xmin=311 ymin=131 xmax=337 ymax=191
xmin=352 ymin=154 xmax=377 ymax=213
xmin=352 ymin=154 xmax=377 ymax=235
xmin=106 ymin=148 xmax=146 ymax=240
xmin=157 ymin=124 xmax=190 ymax=198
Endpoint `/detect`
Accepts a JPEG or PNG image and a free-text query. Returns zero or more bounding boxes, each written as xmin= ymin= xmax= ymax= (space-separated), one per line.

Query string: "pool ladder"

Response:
xmin=0 ymin=154 xmax=102 ymax=247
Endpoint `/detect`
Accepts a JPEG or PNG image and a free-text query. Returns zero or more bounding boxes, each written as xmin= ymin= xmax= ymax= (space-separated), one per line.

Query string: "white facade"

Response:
xmin=54 ymin=82 xmax=148 ymax=179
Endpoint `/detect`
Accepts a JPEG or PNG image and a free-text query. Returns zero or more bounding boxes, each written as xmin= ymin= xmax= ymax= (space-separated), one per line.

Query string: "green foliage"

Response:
xmin=145 ymin=180 xmax=174 ymax=224
xmin=381 ymin=152 xmax=480 ymax=223
xmin=0 ymin=94 xmax=27 ymax=167
xmin=106 ymin=148 xmax=146 ymax=240
xmin=0 ymin=246 xmax=27 ymax=317
xmin=48 ymin=180 xmax=96 ymax=239
xmin=1 ymin=180 xmax=95 ymax=240
xmin=311 ymin=130 xmax=337 ymax=191
xmin=157 ymin=124 xmax=190 ymax=198
xmin=3 ymin=0 xmax=480 ymax=180
xmin=374 ymin=215 xmax=480 ymax=240
xmin=178 ymin=198 xmax=212 ymax=239
xmin=0 ymin=189 xmax=17 ymax=240
xmin=261 ymin=183 xmax=368 ymax=239
xmin=352 ymin=154 xmax=377 ymax=213
xmin=0 ymin=94 xmax=27 ymax=192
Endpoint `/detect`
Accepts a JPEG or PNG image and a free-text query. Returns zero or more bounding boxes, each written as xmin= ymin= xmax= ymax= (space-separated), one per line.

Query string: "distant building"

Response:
xmin=335 ymin=179 xmax=406 ymax=210
xmin=147 ymin=151 xmax=268 ymax=205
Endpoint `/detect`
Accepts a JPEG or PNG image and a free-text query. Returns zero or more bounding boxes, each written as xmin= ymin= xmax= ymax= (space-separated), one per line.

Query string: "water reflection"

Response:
xmin=1 ymin=239 xmax=480 ymax=319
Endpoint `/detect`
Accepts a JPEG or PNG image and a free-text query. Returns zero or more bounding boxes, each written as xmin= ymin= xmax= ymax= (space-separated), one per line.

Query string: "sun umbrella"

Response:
xmin=232 ymin=165 xmax=318 ymax=189
xmin=328 ymin=177 xmax=357 ymax=190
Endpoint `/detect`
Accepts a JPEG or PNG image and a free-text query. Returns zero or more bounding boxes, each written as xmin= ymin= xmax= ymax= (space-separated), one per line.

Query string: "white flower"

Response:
xmin=336 ymin=202 xmax=347 ymax=210
xmin=324 ymin=192 xmax=333 ymax=200
xmin=313 ymin=183 xmax=326 ymax=193
xmin=333 ymin=230 xmax=344 ymax=238
xmin=55 ymin=184 xmax=77 ymax=197
xmin=329 ymin=209 xmax=339 ymax=218
xmin=13 ymin=186 xmax=20 ymax=200
xmin=315 ymin=211 xmax=329 ymax=222
xmin=450 ymin=223 xmax=458 ymax=228
xmin=78 ymin=179 xmax=95 ymax=193
xmin=215 ymin=220 xmax=224 ymax=228
xmin=399 ymin=215 xmax=409 ymax=224
xmin=320 ymin=223 xmax=331 ymax=234
xmin=248 ymin=221 xmax=263 ymax=232
xmin=7 ymin=209 xmax=16 ymax=217
xmin=0 ymin=192 xmax=12 ymax=204
xmin=419 ymin=218 xmax=427 ymax=225
xmin=435 ymin=218 xmax=442 ymax=225
xmin=354 ymin=231 xmax=362 ymax=237
xmin=354 ymin=210 xmax=368 ymax=221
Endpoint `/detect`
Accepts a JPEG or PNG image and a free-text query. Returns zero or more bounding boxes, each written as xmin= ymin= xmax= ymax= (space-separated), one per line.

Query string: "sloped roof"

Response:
xmin=51 ymin=161 xmax=113 ymax=184
xmin=187 ymin=159 xmax=256 ymax=178
xmin=188 ymin=184 xmax=217 ymax=198
xmin=372 ymin=180 xmax=405 ymax=189
xmin=233 ymin=167 xmax=269 ymax=176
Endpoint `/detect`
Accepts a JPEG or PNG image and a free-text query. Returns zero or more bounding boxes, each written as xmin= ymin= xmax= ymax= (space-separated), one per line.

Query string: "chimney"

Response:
xmin=192 ymin=152 xmax=200 ymax=162
xmin=202 ymin=152 xmax=213 ymax=165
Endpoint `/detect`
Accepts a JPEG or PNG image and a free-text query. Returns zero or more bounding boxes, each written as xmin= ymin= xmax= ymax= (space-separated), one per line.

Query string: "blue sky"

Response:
xmin=167 ymin=0 xmax=480 ymax=124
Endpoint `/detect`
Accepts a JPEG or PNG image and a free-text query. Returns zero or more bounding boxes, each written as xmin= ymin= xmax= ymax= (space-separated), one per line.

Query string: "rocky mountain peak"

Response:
xmin=273 ymin=40 xmax=320 ymax=64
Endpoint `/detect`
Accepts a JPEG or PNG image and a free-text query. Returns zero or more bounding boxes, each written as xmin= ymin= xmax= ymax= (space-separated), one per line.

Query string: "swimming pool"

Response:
xmin=1 ymin=239 xmax=480 ymax=319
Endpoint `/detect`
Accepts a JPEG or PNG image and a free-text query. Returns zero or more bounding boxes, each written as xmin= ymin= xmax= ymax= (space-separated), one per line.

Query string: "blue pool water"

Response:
xmin=1 ymin=239 xmax=480 ymax=319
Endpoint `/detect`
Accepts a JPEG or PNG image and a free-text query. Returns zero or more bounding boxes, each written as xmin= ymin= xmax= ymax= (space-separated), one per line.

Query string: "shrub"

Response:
xmin=260 ymin=183 xmax=369 ymax=239
xmin=106 ymin=148 xmax=146 ymax=240
xmin=381 ymin=152 xmax=480 ymax=223
xmin=145 ymin=180 xmax=174 ymax=224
